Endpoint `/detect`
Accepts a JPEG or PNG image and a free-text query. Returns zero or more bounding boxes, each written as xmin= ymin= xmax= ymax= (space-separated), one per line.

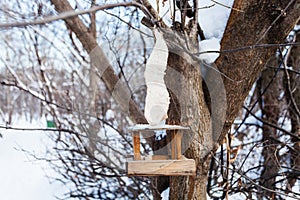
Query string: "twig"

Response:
xmin=198 ymin=4 xmax=215 ymax=10
xmin=243 ymin=106 xmax=300 ymax=141
xmin=104 ymin=10 xmax=153 ymax=37
xmin=267 ymin=66 xmax=300 ymax=75
xmin=282 ymin=35 xmax=300 ymax=119
xmin=211 ymin=151 xmax=300 ymax=199
xmin=0 ymin=125 xmax=76 ymax=133
xmin=210 ymin=0 xmax=244 ymax=12
xmin=196 ymin=42 xmax=300 ymax=56
xmin=233 ymin=52 xmax=285 ymax=136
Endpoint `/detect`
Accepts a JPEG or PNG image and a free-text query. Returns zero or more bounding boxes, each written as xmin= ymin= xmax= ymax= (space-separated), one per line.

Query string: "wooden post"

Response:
xmin=171 ymin=130 xmax=176 ymax=159
xmin=133 ymin=131 xmax=141 ymax=160
xmin=171 ymin=130 xmax=182 ymax=159
xmin=176 ymin=132 xmax=182 ymax=159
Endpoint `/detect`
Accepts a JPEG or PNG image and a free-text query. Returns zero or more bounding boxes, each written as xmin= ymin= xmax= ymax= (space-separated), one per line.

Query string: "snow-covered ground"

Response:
xmin=0 ymin=118 xmax=64 ymax=200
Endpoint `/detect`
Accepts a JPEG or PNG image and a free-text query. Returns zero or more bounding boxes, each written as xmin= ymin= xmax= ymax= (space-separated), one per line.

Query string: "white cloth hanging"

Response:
xmin=144 ymin=29 xmax=170 ymax=125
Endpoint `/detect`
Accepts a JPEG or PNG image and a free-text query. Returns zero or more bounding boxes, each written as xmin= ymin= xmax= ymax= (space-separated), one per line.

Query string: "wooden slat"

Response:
xmin=127 ymin=158 xmax=196 ymax=176
xmin=129 ymin=124 xmax=190 ymax=131
xmin=133 ymin=132 xmax=141 ymax=160
xmin=151 ymin=155 xmax=169 ymax=160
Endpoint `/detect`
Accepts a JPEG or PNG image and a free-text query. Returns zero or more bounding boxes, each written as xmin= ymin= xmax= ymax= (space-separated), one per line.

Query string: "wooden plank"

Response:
xmin=128 ymin=124 xmax=190 ymax=131
xmin=127 ymin=159 xmax=196 ymax=176
xmin=133 ymin=132 xmax=141 ymax=160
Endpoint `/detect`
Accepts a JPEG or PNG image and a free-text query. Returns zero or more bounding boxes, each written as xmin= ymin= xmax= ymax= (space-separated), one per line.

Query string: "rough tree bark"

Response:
xmin=49 ymin=0 xmax=300 ymax=199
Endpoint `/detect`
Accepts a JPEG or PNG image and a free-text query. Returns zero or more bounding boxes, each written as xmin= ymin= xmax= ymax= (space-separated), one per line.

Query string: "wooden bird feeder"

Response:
xmin=126 ymin=124 xmax=196 ymax=176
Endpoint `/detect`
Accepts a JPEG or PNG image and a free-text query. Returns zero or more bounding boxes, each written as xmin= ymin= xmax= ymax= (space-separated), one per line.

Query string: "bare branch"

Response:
xmin=282 ymin=35 xmax=300 ymax=119
xmin=243 ymin=106 xmax=300 ymax=141
xmin=0 ymin=1 xmax=152 ymax=29
xmin=0 ymin=125 xmax=77 ymax=134
xmin=211 ymin=152 xmax=299 ymax=199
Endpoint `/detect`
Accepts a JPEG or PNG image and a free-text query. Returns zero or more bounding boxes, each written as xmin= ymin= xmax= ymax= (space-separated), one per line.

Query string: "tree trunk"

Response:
xmin=166 ymin=51 xmax=212 ymax=200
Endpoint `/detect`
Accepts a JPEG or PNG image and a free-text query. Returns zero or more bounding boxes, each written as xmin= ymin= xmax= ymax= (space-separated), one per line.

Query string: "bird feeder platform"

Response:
xmin=126 ymin=124 xmax=196 ymax=176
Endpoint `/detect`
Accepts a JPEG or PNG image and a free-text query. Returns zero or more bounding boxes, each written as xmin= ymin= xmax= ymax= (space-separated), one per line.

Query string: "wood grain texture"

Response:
xmin=133 ymin=132 xmax=141 ymax=160
xmin=127 ymin=158 xmax=196 ymax=176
